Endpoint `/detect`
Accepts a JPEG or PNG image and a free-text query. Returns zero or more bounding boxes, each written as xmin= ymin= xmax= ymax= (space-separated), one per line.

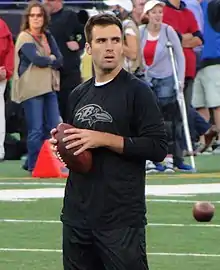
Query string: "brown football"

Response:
xmin=193 ymin=201 xmax=215 ymax=222
xmin=54 ymin=123 xmax=92 ymax=173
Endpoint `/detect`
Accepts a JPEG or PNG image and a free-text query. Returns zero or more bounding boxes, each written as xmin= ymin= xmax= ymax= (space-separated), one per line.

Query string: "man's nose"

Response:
xmin=105 ymin=40 xmax=114 ymax=50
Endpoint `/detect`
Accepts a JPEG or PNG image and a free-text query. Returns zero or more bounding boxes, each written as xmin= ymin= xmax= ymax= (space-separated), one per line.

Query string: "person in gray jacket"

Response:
xmin=139 ymin=0 xmax=193 ymax=172
xmin=139 ymin=0 xmax=185 ymax=99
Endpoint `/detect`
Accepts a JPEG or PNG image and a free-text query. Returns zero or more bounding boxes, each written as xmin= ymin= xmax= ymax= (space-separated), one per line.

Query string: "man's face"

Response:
xmin=86 ymin=25 xmax=123 ymax=73
xmin=43 ymin=0 xmax=60 ymax=14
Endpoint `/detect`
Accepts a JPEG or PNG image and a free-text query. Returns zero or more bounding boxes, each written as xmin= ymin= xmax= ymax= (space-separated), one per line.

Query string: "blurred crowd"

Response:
xmin=0 ymin=0 xmax=220 ymax=174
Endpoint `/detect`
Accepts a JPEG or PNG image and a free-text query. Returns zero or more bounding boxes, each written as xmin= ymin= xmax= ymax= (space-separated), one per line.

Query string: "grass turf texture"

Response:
xmin=0 ymin=155 xmax=219 ymax=269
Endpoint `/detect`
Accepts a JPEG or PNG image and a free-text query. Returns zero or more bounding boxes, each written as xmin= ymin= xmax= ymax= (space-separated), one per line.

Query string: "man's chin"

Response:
xmin=103 ymin=68 xmax=114 ymax=73
xmin=102 ymin=66 xmax=116 ymax=73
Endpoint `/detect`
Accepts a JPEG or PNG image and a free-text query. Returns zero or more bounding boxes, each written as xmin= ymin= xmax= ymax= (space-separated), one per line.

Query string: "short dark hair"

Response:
xmin=84 ymin=13 xmax=123 ymax=44
xmin=20 ymin=0 xmax=50 ymax=33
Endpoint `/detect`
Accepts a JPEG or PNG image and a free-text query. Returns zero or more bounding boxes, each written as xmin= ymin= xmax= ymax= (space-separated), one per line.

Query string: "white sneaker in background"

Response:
xmin=213 ymin=145 xmax=220 ymax=154
xmin=164 ymin=156 xmax=175 ymax=173
xmin=145 ymin=160 xmax=157 ymax=174
xmin=0 ymin=152 xmax=4 ymax=161
xmin=198 ymin=146 xmax=213 ymax=155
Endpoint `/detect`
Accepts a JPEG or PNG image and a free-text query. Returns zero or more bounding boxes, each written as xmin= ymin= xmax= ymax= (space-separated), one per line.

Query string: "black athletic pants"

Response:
xmin=63 ymin=224 xmax=149 ymax=270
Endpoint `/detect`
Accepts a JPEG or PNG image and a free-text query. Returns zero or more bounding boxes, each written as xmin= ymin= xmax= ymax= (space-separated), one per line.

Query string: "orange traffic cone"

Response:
xmin=32 ymin=140 xmax=69 ymax=178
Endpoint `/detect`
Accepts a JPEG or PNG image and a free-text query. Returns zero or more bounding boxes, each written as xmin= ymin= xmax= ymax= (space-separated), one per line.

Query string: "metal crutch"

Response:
xmin=166 ymin=41 xmax=196 ymax=172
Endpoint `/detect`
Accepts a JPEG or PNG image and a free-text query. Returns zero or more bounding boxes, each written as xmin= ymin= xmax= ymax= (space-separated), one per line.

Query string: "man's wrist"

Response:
xmin=101 ymin=132 xmax=112 ymax=147
xmin=101 ymin=132 xmax=124 ymax=153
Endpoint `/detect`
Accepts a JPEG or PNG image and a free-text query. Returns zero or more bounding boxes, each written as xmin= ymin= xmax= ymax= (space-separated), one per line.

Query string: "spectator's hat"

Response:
xmin=104 ymin=0 xmax=133 ymax=13
xmin=142 ymin=0 xmax=165 ymax=14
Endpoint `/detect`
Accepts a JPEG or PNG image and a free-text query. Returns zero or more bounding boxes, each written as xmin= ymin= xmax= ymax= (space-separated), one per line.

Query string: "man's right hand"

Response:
xmin=49 ymin=128 xmax=58 ymax=154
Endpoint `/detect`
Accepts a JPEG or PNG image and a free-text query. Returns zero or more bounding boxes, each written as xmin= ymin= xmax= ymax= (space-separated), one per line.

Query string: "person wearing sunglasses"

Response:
xmin=11 ymin=0 xmax=63 ymax=173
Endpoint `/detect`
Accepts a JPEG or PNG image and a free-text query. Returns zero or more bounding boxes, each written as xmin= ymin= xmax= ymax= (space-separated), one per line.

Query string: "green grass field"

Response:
xmin=0 ymin=155 xmax=219 ymax=269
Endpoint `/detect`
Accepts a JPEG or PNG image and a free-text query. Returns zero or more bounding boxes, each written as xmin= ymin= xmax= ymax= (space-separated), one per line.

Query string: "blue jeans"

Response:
xmin=183 ymin=106 xmax=211 ymax=149
xmin=22 ymin=92 xmax=60 ymax=171
xmin=150 ymin=76 xmax=184 ymax=165
xmin=150 ymin=76 xmax=176 ymax=107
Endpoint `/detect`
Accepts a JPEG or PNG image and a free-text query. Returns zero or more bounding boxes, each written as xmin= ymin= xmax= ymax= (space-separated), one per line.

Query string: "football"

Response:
xmin=54 ymin=123 xmax=92 ymax=173
xmin=193 ymin=201 xmax=215 ymax=222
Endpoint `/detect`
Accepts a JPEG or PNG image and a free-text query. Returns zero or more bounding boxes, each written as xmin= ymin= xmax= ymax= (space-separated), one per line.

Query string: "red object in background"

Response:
xmin=0 ymin=18 xmax=14 ymax=80
xmin=32 ymin=140 xmax=69 ymax=178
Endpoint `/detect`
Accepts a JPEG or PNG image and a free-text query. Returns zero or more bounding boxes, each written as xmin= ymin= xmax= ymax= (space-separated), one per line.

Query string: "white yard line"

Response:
xmin=149 ymin=223 xmax=220 ymax=228
xmin=1 ymin=183 xmax=220 ymax=202
xmin=148 ymin=252 xmax=220 ymax=257
xmin=0 ymin=219 xmax=60 ymax=223
xmin=0 ymin=182 xmax=65 ymax=186
xmin=0 ymin=184 xmax=218 ymax=201
xmin=147 ymin=199 xmax=220 ymax=204
xmin=1 ymin=183 xmax=220 ymax=201
xmin=0 ymin=248 xmax=219 ymax=257
xmin=0 ymin=188 xmax=65 ymax=200
xmin=145 ymin=183 xmax=220 ymax=196
xmin=0 ymin=219 xmax=219 ymax=228
xmin=0 ymin=248 xmax=61 ymax=253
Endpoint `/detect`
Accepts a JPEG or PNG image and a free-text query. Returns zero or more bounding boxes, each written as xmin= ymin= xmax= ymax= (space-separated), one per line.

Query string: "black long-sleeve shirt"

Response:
xmin=61 ymin=69 xmax=167 ymax=229
xmin=48 ymin=8 xmax=85 ymax=74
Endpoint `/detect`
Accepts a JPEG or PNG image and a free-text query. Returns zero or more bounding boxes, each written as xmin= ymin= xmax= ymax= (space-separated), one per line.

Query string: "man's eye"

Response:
xmin=112 ymin=38 xmax=120 ymax=43
xmin=97 ymin=39 xmax=105 ymax=43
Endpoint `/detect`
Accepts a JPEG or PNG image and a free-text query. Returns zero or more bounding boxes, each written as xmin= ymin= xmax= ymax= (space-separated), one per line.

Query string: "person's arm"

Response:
xmin=121 ymin=84 xmax=167 ymax=161
xmin=167 ymin=26 xmax=185 ymax=84
xmin=163 ymin=7 xmax=203 ymax=47
xmin=181 ymin=32 xmax=203 ymax=48
xmin=3 ymin=27 xmax=14 ymax=80
xmin=181 ymin=11 xmax=204 ymax=48
xmin=20 ymin=43 xmax=54 ymax=67
xmin=63 ymin=83 xmax=168 ymax=162
xmin=123 ymin=25 xmax=138 ymax=60
xmin=48 ymin=34 xmax=63 ymax=69
xmin=65 ymin=11 xmax=86 ymax=51
xmin=123 ymin=34 xmax=138 ymax=60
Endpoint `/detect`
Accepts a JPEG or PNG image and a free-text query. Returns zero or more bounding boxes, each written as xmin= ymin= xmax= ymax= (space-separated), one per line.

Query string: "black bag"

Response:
xmin=4 ymin=134 xmax=27 ymax=160
xmin=4 ymin=82 xmax=27 ymax=160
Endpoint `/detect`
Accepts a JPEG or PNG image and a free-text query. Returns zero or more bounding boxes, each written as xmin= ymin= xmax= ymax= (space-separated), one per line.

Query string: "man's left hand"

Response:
xmin=63 ymin=128 xmax=106 ymax=155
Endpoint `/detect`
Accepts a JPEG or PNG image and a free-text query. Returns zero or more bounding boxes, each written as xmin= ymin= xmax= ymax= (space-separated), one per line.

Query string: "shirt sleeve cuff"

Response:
xmin=176 ymin=31 xmax=182 ymax=42
xmin=123 ymin=137 xmax=135 ymax=156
